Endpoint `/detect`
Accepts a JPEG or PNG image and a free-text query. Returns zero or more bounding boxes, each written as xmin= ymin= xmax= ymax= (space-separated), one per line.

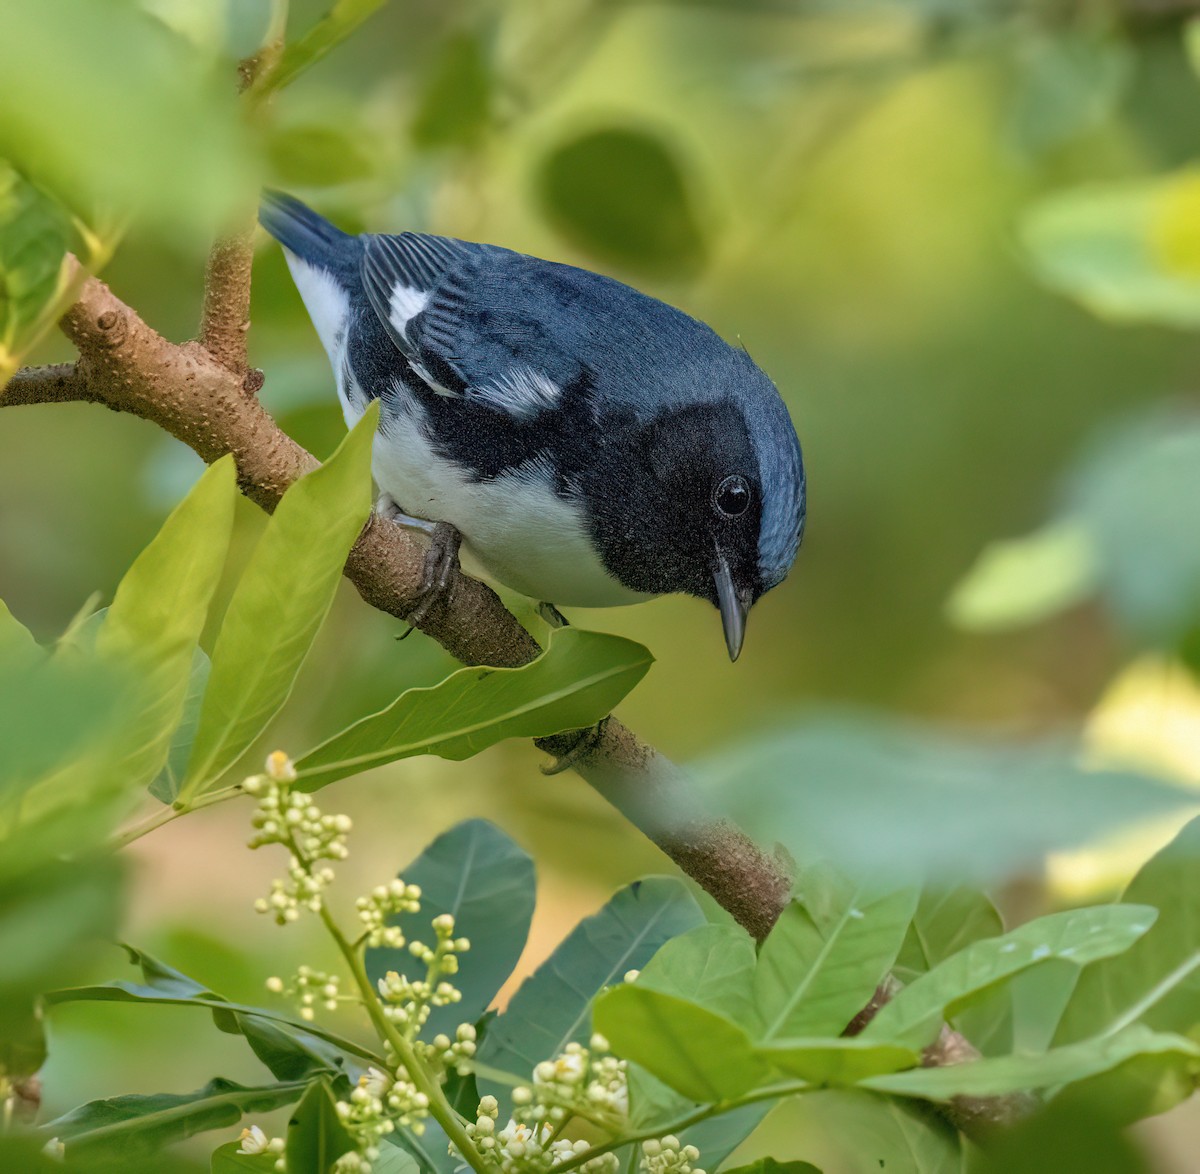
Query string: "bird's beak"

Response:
xmin=713 ymin=556 xmax=752 ymax=662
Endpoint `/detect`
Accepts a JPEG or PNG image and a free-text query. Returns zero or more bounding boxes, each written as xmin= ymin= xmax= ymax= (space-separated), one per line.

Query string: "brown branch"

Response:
xmin=199 ymin=225 xmax=256 ymax=375
xmin=3 ymin=253 xmax=1024 ymax=1139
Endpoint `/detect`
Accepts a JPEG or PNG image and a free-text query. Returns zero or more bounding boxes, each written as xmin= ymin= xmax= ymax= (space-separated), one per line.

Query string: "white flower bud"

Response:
xmin=265 ymin=976 xmax=284 ymax=993
xmin=265 ymin=751 xmax=297 ymax=783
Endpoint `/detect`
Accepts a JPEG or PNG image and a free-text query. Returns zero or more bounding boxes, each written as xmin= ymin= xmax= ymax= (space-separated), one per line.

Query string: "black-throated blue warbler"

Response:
xmin=260 ymin=193 xmax=806 ymax=660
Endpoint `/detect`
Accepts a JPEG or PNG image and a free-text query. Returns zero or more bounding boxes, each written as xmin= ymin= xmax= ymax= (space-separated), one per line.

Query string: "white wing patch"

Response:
xmin=473 ymin=366 xmax=561 ymax=417
xmin=388 ymin=282 xmax=430 ymax=339
xmin=282 ymin=251 xmax=349 ymax=368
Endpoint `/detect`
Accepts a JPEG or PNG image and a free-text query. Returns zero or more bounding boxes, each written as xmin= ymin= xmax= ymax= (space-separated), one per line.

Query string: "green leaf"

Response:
xmin=411 ymin=32 xmax=492 ymax=150
xmin=635 ymin=922 xmax=758 ymax=1029
xmin=786 ymin=1091 xmax=961 ymax=1174
xmin=1057 ymin=815 xmax=1200 ymax=1045
xmin=48 ymin=1077 xmax=308 ymax=1157
xmin=970 ymin=1100 xmax=1152 ymax=1174
xmin=285 ymin=1080 xmax=355 ymax=1174
xmin=896 ymin=887 xmax=1005 ymax=980
xmin=365 ymin=820 xmax=536 ymax=1042
xmin=1022 ymin=169 xmax=1200 ymax=328
xmin=703 ymin=714 xmax=1193 ymax=884
xmin=211 ymin=1140 xmax=279 ymax=1173
xmin=0 ymin=598 xmax=42 ymax=666
xmin=149 ymin=648 xmax=211 ymax=803
xmin=536 ymin=126 xmax=707 ymax=278
xmin=295 ymin=627 xmax=653 ymax=790
xmin=0 ymin=0 xmax=251 ymax=238
xmin=267 ymin=121 xmax=377 ymax=187
xmin=755 ymin=885 xmax=918 ymax=1041
xmin=865 ymin=1026 xmax=1200 ymax=1100
xmin=594 ymin=985 xmax=769 ymax=1101
xmin=865 ymin=905 xmax=1158 ymax=1050
xmin=945 ymin=519 xmax=1097 ymax=632
xmin=97 ymin=457 xmax=236 ymax=793
xmin=180 ymin=406 xmax=376 ymax=797
xmin=476 ymin=878 xmax=704 ymax=1111
xmin=235 ymin=1012 xmax=349 ymax=1082
xmin=0 ymin=161 xmax=68 ymax=371
xmin=756 ymin=1038 xmax=919 ymax=1085
xmin=46 ymin=944 xmax=379 ymax=1066
xmin=724 ymin=1160 xmax=823 ymax=1174
xmin=267 ymin=0 xmax=390 ymax=95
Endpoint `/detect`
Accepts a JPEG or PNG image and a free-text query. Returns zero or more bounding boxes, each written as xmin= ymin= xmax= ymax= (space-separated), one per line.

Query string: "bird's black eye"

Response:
xmin=714 ymin=474 xmax=751 ymax=519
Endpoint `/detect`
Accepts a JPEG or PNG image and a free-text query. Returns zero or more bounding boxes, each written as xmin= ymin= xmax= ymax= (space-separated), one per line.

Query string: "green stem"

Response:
xmin=319 ymin=904 xmax=490 ymax=1174
xmin=109 ymin=781 xmax=245 ymax=851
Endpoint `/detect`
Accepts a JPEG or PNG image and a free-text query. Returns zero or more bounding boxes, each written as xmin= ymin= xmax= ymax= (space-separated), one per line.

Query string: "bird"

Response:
xmin=259 ymin=192 xmax=805 ymax=661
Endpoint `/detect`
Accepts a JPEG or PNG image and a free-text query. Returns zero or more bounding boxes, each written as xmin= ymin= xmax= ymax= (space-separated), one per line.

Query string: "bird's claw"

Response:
xmin=407 ymin=521 xmax=462 ymax=629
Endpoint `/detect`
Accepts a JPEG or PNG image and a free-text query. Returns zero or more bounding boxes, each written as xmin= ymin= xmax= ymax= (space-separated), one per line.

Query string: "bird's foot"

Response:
xmin=377 ymin=498 xmax=462 ymax=634
xmin=537 ymin=602 xmax=570 ymax=629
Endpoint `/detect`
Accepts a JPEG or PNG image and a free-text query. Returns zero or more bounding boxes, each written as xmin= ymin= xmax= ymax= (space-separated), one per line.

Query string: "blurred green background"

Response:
xmin=6 ymin=1 xmax=1200 ymax=1169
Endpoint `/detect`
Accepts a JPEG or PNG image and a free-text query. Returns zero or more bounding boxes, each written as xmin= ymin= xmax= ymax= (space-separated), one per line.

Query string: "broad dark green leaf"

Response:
xmin=0 ymin=0 xmax=251 ymax=238
xmin=365 ymin=819 xmax=535 ymax=1041
xmin=180 ymin=406 xmax=377 ymax=798
xmin=865 ymin=905 xmax=1157 ymax=1050
xmin=48 ymin=1077 xmax=308 ymax=1157
xmin=724 ymin=1160 xmax=823 ymax=1174
xmin=594 ymin=985 xmax=768 ymax=1101
xmin=1058 ymin=815 xmax=1200 ymax=1045
xmin=235 ymin=1012 xmax=349 ymax=1082
xmin=285 ymin=1080 xmax=355 ymax=1174
xmin=755 ymin=886 xmax=918 ymax=1041
xmin=295 ymin=628 xmax=653 ymax=789
xmin=757 ymin=1038 xmax=918 ymax=1085
xmin=863 ymin=1026 xmax=1200 ymax=1100
xmin=97 ymin=457 xmax=236 ymax=794
xmin=476 ymin=877 xmax=704 ymax=1111
xmin=703 ymin=714 xmax=1193 ymax=884
xmin=536 ymin=126 xmax=707 ymax=278
xmin=411 ymin=31 xmax=492 ymax=150
xmin=635 ymin=922 xmax=758 ymax=1029
xmin=46 ymin=944 xmax=378 ymax=1066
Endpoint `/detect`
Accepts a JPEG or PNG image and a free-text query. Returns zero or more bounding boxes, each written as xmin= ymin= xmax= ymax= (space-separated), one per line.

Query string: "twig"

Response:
xmin=199 ymin=224 xmax=256 ymax=375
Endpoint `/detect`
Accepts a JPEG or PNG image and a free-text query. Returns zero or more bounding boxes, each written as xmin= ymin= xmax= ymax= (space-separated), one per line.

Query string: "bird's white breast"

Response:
xmin=371 ymin=394 xmax=652 ymax=608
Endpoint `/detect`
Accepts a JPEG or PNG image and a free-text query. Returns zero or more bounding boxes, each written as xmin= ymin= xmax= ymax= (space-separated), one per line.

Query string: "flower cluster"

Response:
xmin=461 ymin=1095 xmax=620 ymax=1174
xmin=375 ymin=912 xmax=470 ymax=1043
xmin=506 ymin=1036 xmax=628 ymax=1131
xmin=355 ymin=879 xmax=422 ymax=949
xmin=244 ymin=753 xmax=351 ymax=924
xmin=641 ymin=1136 xmax=704 ymax=1174
xmin=265 ymin=965 xmax=342 ymax=1021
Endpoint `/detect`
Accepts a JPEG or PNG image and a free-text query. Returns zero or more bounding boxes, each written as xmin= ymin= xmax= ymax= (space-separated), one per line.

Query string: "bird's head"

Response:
xmin=582 ymin=350 xmax=805 ymax=660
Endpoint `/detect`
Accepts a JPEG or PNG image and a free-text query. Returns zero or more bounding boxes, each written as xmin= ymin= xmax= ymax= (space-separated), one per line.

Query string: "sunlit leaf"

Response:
xmin=635 ymin=922 xmax=758 ymax=1029
xmin=180 ymin=406 xmax=377 ymax=798
xmin=365 ymin=820 xmax=536 ymax=1042
xmin=295 ymin=628 xmax=653 ymax=790
xmin=862 ymin=1025 xmax=1200 ymax=1099
xmin=536 ymin=126 xmax=707 ymax=278
xmin=97 ymin=457 xmax=236 ymax=794
xmin=594 ymin=985 xmax=768 ymax=1101
xmin=946 ymin=519 xmax=1097 ymax=632
xmin=149 ymin=648 xmax=211 ymax=803
xmin=865 ymin=905 xmax=1157 ymax=1049
xmin=756 ymin=1037 xmax=918 ymax=1085
xmin=755 ymin=885 xmax=917 ymax=1040
xmin=476 ymin=878 xmax=704 ymax=1113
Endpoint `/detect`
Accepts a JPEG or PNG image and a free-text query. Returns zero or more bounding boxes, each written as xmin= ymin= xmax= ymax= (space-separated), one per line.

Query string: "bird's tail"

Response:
xmin=259 ymin=190 xmax=358 ymax=279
